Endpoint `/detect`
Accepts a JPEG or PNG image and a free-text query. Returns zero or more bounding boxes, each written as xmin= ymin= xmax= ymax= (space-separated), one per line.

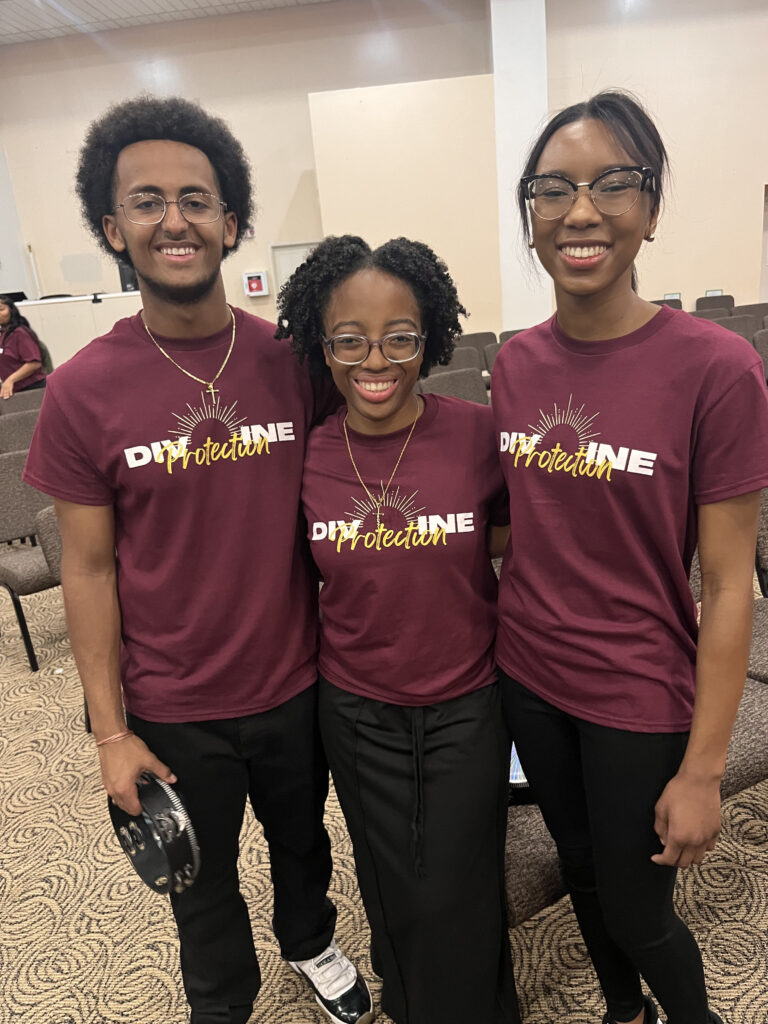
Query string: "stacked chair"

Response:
xmin=0 ymin=451 xmax=57 ymax=670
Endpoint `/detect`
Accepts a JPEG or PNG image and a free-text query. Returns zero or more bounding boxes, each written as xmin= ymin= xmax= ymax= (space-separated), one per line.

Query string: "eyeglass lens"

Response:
xmin=529 ymin=169 xmax=645 ymax=220
xmin=121 ymin=193 xmax=222 ymax=224
xmin=329 ymin=333 xmax=421 ymax=364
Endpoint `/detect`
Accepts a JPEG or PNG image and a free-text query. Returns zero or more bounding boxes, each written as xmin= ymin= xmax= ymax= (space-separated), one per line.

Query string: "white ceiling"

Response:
xmin=0 ymin=0 xmax=340 ymax=47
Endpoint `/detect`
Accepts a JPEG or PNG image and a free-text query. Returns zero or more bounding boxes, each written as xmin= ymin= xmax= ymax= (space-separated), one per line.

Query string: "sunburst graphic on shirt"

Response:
xmin=168 ymin=391 xmax=247 ymax=440
xmin=529 ymin=393 xmax=600 ymax=451
xmin=349 ymin=485 xmax=425 ymax=531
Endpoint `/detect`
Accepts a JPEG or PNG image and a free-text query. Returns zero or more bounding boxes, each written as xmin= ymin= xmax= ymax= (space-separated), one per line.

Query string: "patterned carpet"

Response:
xmin=1 ymin=586 xmax=767 ymax=1024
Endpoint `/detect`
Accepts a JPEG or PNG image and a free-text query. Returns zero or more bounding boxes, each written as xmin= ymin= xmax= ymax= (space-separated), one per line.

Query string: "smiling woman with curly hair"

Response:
xmin=277 ymin=233 xmax=521 ymax=1024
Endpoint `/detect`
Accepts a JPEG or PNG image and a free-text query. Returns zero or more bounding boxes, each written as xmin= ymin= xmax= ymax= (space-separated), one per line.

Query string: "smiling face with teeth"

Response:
xmin=323 ymin=269 xmax=425 ymax=436
xmin=102 ymin=139 xmax=237 ymax=321
xmin=530 ymin=118 xmax=658 ymax=314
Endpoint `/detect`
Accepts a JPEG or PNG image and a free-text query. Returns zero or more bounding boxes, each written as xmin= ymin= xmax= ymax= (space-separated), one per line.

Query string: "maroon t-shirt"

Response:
xmin=491 ymin=305 xmax=768 ymax=732
xmin=0 ymin=326 xmax=45 ymax=389
xmin=302 ymin=394 xmax=509 ymax=705
xmin=24 ymin=309 xmax=322 ymax=722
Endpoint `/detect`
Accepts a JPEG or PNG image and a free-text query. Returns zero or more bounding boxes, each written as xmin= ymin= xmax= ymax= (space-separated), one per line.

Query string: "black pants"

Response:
xmin=319 ymin=677 xmax=521 ymax=1024
xmin=128 ymin=685 xmax=336 ymax=1024
xmin=500 ymin=671 xmax=711 ymax=1024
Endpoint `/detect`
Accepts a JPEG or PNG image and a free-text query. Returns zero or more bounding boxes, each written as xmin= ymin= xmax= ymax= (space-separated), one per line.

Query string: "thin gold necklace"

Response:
xmin=142 ymin=307 xmax=236 ymax=399
xmin=343 ymin=396 xmax=421 ymax=529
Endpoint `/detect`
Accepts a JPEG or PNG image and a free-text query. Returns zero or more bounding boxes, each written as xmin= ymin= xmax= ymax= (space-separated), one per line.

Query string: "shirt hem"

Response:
xmin=495 ymin=653 xmax=693 ymax=734
xmin=319 ymin=663 xmax=497 ymax=707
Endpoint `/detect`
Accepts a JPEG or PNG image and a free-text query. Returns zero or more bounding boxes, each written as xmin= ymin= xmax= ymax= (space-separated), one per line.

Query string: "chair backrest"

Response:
xmin=732 ymin=302 xmax=768 ymax=321
xmin=753 ymin=329 xmax=768 ymax=379
xmin=757 ymin=489 xmax=768 ymax=599
xmin=0 ymin=409 xmax=39 ymax=452
xmin=1 ymin=388 xmax=45 ymax=414
xmin=711 ymin=315 xmax=757 ymax=340
xmin=691 ymin=308 xmax=730 ymax=321
xmin=430 ymin=347 xmax=482 ymax=374
xmin=0 ymin=450 xmax=52 ymax=542
xmin=695 ymin=294 xmax=735 ymax=312
xmin=651 ymin=298 xmax=682 ymax=309
xmin=35 ymin=506 xmax=62 ymax=583
xmin=484 ymin=342 xmax=502 ymax=371
xmin=419 ymin=367 xmax=489 ymax=404
xmin=499 ymin=329 xmax=524 ymax=344
xmin=455 ymin=331 xmax=498 ymax=361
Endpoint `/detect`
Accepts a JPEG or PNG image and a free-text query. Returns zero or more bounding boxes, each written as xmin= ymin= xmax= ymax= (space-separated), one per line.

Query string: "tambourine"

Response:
xmin=108 ymin=772 xmax=201 ymax=895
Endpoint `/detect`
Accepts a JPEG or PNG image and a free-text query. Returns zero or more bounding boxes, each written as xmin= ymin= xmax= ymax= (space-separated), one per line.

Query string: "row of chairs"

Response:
xmin=0 ymin=387 xmax=45 ymax=414
xmin=0 ymin=409 xmax=40 ymax=453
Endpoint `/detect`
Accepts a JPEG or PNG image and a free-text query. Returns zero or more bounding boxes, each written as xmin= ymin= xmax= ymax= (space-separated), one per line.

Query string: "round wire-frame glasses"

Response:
xmin=324 ymin=332 xmax=424 ymax=365
xmin=521 ymin=166 xmax=655 ymax=220
xmin=116 ymin=192 xmax=227 ymax=225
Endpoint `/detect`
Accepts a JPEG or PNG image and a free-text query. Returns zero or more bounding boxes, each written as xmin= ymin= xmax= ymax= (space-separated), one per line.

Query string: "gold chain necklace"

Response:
xmin=142 ymin=307 xmax=236 ymax=399
xmin=343 ymin=396 xmax=421 ymax=529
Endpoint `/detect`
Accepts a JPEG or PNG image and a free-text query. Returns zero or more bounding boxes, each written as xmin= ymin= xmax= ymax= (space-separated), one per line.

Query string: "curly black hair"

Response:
xmin=275 ymin=235 xmax=467 ymax=378
xmin=75 ymin=95 xmax=253 ymax=266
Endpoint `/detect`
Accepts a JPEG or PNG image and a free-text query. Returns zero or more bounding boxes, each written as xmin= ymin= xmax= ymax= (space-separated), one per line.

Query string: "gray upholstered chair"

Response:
xmin=711 ymin=315 xmax=757 ymax=340
xmin=749 ymin=491 xmax=768 ymax=686
xmin=484 ymin=342 xmax=502 ymax=372
xmin=695 ymin=294 xmax=735 ymax=312
xmin=0 ymin=409 xmax=39 ymax=451
xmin=1 ymin=388 xmax=45 ymax=414
xmin=732 ymin=302 xmax=768 ymax=322
xmin=651 ymin=298 xmax=683 ymax=309
xmin=691 ymin=308 xmax=730 ymax=321
xmin=454 ymin=330 xmax=498 ymax=363
xmin=418 ymin=367 xmax=489 ymax=405
xmin=430 ymin=346 xmax=482 ymax=374
xmin=35 ymin=505 xmax=62 ymax=582
xmin=0 ymin=451 xmax=55 ymax=670
xmin=499 ymin=329 xmax=524 ymax=344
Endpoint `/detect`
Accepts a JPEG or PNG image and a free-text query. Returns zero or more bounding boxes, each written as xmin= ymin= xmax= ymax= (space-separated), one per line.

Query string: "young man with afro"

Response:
xmin=23 ymin=95 xmax=373 ymax=1024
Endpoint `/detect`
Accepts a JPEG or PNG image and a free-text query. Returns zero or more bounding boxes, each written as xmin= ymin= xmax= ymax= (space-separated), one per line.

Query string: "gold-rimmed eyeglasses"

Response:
xmin=116 ymin=192 xmax=227 ymax=225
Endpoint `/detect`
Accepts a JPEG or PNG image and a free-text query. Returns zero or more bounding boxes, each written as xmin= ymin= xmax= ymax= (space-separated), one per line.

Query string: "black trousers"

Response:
xmin=318 ymin=677 xmax=521 ymax=1024
xmin=128 ymin=685 xmax=336 ymax=1024
xmin=500 ymin=671 xmax=711 ymax=1024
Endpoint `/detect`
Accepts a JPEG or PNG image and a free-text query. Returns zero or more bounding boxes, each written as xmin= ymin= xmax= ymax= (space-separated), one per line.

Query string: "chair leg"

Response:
xmin=84 ymin=698 xmax=91 ymax=733
xmin=2 ymin=585 xmax=39 ymax=671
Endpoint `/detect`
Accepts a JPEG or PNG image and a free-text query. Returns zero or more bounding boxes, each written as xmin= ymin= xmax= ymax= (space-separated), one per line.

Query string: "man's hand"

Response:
xmin=651 ymin=770 xmax=721 ymax=868
xmin=98 ymin=734 xmax=177 ymax=815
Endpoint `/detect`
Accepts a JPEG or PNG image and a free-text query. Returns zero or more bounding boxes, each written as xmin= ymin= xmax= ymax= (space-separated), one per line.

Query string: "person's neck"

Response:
xmin=139 ymin=277 xmax=232 ymax=339
xmin=554 ymin=280 xmax=658 ymax=342
xmin=345 ymin=393 xmax=423 ymax=436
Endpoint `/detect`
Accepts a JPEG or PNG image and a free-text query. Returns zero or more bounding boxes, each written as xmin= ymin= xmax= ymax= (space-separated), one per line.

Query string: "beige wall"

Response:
xmin=0 ymin=0 xmax=490 ymax=325
xmin=309 ymin=76 xmax=501 ymax=334
xmin=545 ymin=0 xmax=768 ymax=307
xmin=2 ymin=0 xmax=767 ymax=353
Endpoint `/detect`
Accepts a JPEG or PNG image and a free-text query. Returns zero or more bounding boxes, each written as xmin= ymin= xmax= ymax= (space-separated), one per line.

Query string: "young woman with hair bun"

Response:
xmin=491 ymin=91 xmax=768 ymax=1024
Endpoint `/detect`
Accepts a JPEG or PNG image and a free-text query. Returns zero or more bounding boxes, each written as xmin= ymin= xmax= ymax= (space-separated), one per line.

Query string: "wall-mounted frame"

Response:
xmin=243 ymin=270 xmax=269 ymax=297
xmin=269 ymin=241 xmax=320 ymax=296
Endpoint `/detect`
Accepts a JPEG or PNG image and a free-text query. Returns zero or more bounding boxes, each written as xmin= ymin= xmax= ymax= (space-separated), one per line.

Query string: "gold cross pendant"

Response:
xmin=206 ymin=382 xmax=219 ymax=398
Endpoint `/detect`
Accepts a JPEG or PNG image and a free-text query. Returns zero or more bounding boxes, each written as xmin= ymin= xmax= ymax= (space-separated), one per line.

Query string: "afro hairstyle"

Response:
xmin=275 ymin=235 xmax=467 ymax=378
xmin=75 ymin=94 xmax=253 ymax=265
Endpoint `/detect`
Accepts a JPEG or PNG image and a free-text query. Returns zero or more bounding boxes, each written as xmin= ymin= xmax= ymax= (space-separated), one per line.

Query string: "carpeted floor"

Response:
xmin=1 ymin=587 xmax=767 ymax=1024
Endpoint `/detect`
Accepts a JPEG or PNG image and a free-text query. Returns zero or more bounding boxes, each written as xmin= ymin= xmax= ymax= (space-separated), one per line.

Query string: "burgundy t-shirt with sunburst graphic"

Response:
xmin=24 ymin=308 xmax=333 ymax=721
xmin=491 ymin=305 xmax=768 ymax=732
xmin=302 ymin=394 xmax=509 ymax=705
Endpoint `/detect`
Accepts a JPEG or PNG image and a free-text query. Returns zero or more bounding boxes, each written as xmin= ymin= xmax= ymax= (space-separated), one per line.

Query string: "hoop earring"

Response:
xmin=529 ymin=240 xmax=535 ymax=249
xmin=645 ymin=234 xmax=655 ymax=242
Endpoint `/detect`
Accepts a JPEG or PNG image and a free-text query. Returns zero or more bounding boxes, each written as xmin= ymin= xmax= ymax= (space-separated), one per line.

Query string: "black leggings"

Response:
xmin=500 ymin=671 xmax=711 ymax=1024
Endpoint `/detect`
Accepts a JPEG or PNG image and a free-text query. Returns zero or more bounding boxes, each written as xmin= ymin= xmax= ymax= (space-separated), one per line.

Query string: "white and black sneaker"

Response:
xmin=289 ymin=939 xmax=375 ymax=1024
xmin=602 ymin=996 xmax=659 ymax=1024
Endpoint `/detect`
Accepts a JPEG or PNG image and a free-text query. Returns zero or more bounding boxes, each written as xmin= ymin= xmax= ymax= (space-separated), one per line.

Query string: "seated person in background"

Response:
xmin=276 ymin=234 xmax=521 ymax=1024
xmin=0 ymin=295 xmax=47 ymax=398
